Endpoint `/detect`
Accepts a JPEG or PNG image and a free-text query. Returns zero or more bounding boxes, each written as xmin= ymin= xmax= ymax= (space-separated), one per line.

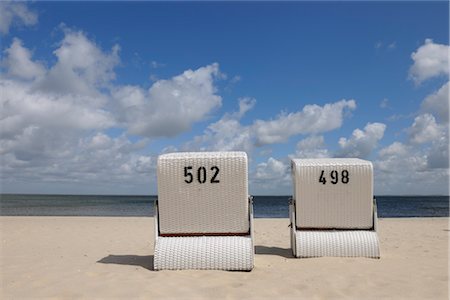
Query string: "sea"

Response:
xmin=0 ymin=194 xmax=448 ymax=218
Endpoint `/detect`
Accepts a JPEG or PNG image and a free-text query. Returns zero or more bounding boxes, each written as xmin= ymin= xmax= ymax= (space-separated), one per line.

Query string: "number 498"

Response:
xmin=319 ymin=170 xmax=349 ymax=185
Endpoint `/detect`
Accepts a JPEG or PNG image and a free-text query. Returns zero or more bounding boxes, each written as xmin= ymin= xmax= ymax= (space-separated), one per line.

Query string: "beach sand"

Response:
xmin=1 ymin=217 xmax=448 ymax=299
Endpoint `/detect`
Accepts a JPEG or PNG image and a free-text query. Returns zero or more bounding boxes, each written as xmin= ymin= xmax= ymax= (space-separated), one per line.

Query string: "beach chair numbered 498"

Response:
xmin=154 ymin=152 xmax=254 ymax=270
xmin=290 ymin=158 xmax=380 ymax=258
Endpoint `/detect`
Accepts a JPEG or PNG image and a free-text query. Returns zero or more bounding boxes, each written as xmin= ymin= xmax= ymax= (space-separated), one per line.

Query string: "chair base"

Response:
xmin=289 ymin=199 xmax=380 ymax=258
xmin=154 ymin=198 xmax=255 ymax=271
xmin=154 ymin=235 xmax=254 ymax=270
xmin=292 ymin=230 xmax=380 ymax=258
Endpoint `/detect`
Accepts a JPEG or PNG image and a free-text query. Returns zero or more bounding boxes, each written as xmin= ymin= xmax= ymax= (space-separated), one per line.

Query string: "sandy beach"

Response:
xmin=1 ymin=217 xmax=448 ymax=299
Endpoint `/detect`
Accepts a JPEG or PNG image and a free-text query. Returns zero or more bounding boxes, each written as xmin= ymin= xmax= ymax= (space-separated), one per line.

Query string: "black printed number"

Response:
xmin=330 ymin=170 xmax=338 ymax=184
xmin=210 ymin=166 xmax=220 ymax=183
xmin=197 ymin=167 xmax=206 ymax=183
xmin=319 ymin=170 xmax=326 ymax=185
xmin=318 ymin=170 xmax=349 ymax=185
xmin=184 ymin=166 xmax=220 ymax=184
xmin=184 ymin=166 xmax=193 ymax=183
xmin=342 ymin=170 xmax=349 ymax=184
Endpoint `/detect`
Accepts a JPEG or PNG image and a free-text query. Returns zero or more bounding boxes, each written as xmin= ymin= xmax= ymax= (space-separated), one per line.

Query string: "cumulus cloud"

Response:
xmin=254 ymin=157 xmax=289 ymax=180
xmin=185 ymin=98 xmax=356 ymax=153
xmin=409 ymin=39 xmax=449 ymax=84
xmin=421 ymin=81 xmax=449 ymax=123
xmin=236 ymin=97 xmax=256 ymax=118
xmin=1 ymin=30 xmax=118 ymax=152
xmin=408 ymin=113 xmax=442 ymax=144
xmin=1 ymin=38 xmax=46 ymax=80
xmin=0 ymin=79 xmax=114 ymax=137
xmin=374 ymin=141 xmax=448 ymax=195
xmin=337 ymin=122 xmax=386 ymax=159
xmin=374 ymin=81 xmax=449 ymax=194
xmin=0 ymin=28 xmax=231 ymax=193
xmin=0 ymin=29 xmax=151 ymax=193
xmin=378 ymin=141 xmax=408 ymax=159
xmin=293 ymin=135 xmax=330 ymax=159
xmin=253 ymin=99 xmax=356 ymax=145
xmin=36 ymin=29 xmax=120 ymax=96
xmin=113 ymin=63 xmax=222 ymax=137
xmin=251 ymin=157 xmax=290 ymax=193
xmin=406 ymin=113 xmax=448 ymax=169
xmin=1 ymin=131 xmax=155 ymax=194
xmin=182 ymin=97 xmax=254 ymax=152
xmin=0 ymin=1 xmax=38 ymax=35
xmin=0 ymin=78 xmax=116 ymax=180
xmin=427 ymin=133 xmax=449 ymax=169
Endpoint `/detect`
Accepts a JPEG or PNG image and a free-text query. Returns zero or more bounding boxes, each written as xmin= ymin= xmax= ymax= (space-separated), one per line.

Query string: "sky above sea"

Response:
xmin=0 ymin=1 xmax=448 ymax=195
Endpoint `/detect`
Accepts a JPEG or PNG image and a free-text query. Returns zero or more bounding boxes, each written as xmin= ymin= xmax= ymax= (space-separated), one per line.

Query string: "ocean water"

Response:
xmin=0 ymin=194 xmax=448 ymax=218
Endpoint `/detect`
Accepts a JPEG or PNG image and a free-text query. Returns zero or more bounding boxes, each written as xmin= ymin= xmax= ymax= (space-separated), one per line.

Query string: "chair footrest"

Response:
xmin=294 ymin=230 xmax=380 ymax=258
xmin=154 ymin=235 xmax=254 ymax=270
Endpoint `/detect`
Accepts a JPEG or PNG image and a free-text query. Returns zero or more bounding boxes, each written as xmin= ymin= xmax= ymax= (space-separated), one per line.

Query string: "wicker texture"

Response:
xmin=154 ymin=236 xmax=254 ymax=270
xmin=157 ymin=152 xmax=249 ymax=235
xmin=294 ymin=230 xmax=380 ymax=258
xmin=292 ymin=158 xmax=373 ymax=229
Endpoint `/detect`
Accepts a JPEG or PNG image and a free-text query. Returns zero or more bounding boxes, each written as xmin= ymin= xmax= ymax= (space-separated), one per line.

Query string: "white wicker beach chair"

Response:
xmin=154 ymin=152 xmax=254 ymax=270
xmin=290 ymin=158 xmax=380 ymax=258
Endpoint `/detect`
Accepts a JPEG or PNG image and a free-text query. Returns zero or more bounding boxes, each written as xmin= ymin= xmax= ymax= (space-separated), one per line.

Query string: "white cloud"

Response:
xmin=407 ymin=112 xmax=448 ymax=169
xmin=254 ymin=157 xmax=288 ymax=180
xmin=374 ymin=141 xmax=448 ymax=195
xmin=0 ymin=30 xmax=228 ymax=194
xmin=36 ymin=29 xmax=120 ymax=96
xmin=374 ymin=94 xmax=449 ymax=194
xmin=0 ymin=1 xmax=38 ymax=35
xmin=2 ymin=38 xmax=46 ymax=80
xmin=383 ymin=81 xmax=449 ymax=175
xmin=113 ymin=63 xmax=222 ymax=137
xmin=182 ymin=97 xmax=254 ymax=152
xmin=0 ymin=79 xmax=116 ymax=173
xmin=185 ymin=98 xmax=356 ymax=153
xmin=421 ymin=81 xmax=449 ymax=123
xmin=237 ymin=97 xmax=256 ymax=118
xmin=253 ymin=99 xmax=356 ymax=145
xmin=1 ymin=131 xmax=155 ymax=194
xmin=0 ymin=29 xmax=152 ymax=194
xmin=378 ymin=141 xmax=408 ymax=158
xmin=0 ymin=79 xmax=114 ymax=137
xmin=409 ymin=39 xmax=449 ymax=84
xmin=408 ymin=113 xmax=442 ymax=144
xmin=1 ymin=31 xmax=118 ymax=148
xmin=427 ymin=132 xmax=449 ymax=169
xmin=293 ymin=135 xmax=330 ymax=159
xmin=251 ymin=157 xmax=290 ymax=193
xmin=376 ymin=142 xmax=422 ymax=174
xmin=337 ymin=122 xmax=386 ymax=158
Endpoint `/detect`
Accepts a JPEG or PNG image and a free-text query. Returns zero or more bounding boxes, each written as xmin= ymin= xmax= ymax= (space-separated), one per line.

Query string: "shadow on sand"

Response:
xmin=97 ymin=255 xmax=154 ymax=271
xmin=98 ymin=247 xmax=293 ymax=270
xmin=255 ymin=246 xmax=293 ymax=258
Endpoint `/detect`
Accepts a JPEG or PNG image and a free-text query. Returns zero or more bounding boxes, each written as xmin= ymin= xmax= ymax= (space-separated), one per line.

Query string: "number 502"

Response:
xmin=184 ymin=166 xmax=220 ymax=184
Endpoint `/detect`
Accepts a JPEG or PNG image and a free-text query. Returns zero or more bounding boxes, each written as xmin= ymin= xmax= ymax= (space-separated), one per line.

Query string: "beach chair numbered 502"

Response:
xmin=290 ymin=158 xmax=380 ymax=258
xmin=154 ymin=152 xmax=254 ymax=270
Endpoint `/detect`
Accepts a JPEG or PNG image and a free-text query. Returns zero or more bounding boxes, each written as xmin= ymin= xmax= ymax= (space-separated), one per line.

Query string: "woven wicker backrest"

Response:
xmin=157 ymin=152 xmax=249 ymax=235
xmin=292 ymin=158 xmax=373 ymax=229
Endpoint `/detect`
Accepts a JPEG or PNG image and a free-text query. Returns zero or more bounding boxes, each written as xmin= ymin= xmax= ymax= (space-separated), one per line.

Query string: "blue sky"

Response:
xmin=0 ymin=1 xmax=449 ymax=195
